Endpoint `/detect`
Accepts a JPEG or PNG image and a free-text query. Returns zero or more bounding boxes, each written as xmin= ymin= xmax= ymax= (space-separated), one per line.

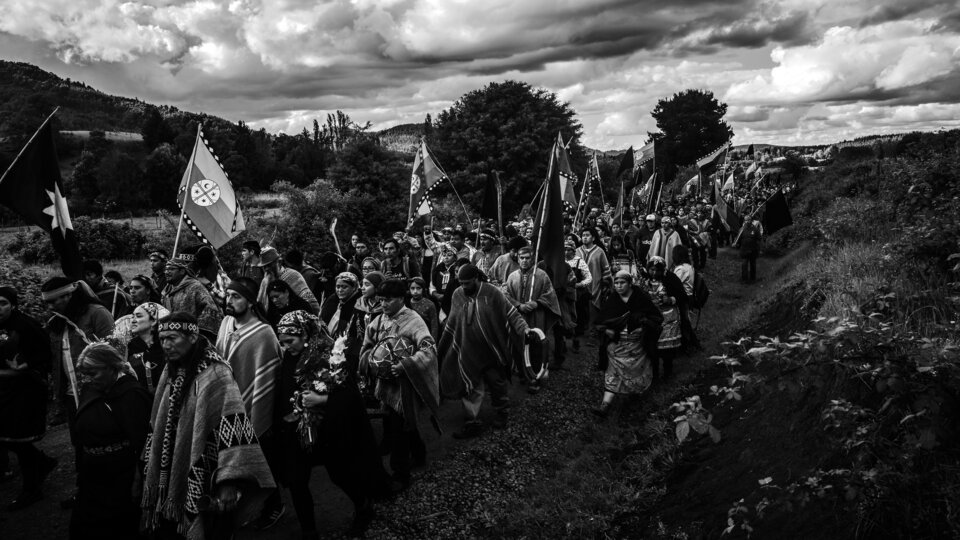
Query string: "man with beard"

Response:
xmin=438 ymin=265 xmax=538 ymax=438
xmin=239 ymin=241 xmax=265 ymax=283
xmin=257 ymin=247 xmax=320 ymax=315
xmin=83 ymin=260 xmax=132 ymax=318
xmin=142 ymin=312 xmax=275 ymax=540
xmin=347 ymin=239 xmax=375 ymax=279
xmin=504 ymin=247 xmax=560 ymax=393
xmin=487 ymin=236 xmax=527 ymax=287
xmin=161 ymin=253 xmax=223 ymax=336
xmin=470 ymin=229 xmax=502 ymax=277
xmin=215 ymin=278 xmax=284 ymax=530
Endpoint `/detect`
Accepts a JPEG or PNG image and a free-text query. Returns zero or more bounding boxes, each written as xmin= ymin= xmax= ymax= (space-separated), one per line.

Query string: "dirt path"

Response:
xmin=0 ymin=245 xmax=793 ymax=539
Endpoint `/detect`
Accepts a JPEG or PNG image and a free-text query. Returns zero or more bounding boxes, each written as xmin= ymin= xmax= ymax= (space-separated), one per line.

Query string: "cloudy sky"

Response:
xmin=2 ymin=0 xmax=959 ymax=149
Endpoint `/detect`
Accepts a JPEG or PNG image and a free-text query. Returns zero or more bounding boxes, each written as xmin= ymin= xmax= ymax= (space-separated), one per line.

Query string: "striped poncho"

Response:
xmin=215 ymin=317 xmax=282 ymax=437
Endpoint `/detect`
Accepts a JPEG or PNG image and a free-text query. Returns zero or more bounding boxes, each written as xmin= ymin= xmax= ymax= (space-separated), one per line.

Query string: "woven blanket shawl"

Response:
xmin=216 ymin=317 xmax=281 ymax=437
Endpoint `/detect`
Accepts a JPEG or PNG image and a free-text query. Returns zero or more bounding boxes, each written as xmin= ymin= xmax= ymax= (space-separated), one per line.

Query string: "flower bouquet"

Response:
xmin=290 ymin=335 xmax=349 ymax=450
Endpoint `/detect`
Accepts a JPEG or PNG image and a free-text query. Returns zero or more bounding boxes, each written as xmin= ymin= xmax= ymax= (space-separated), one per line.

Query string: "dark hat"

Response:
xmin=166 ymin=253 xmax=196 ymax=271
xmin=241 ymin=240 xmax=261 ymax=253
xmin=479 ymin=228 xmax=496 ymax=241
xmin=377 ymin=279 xmax=408 ymax=299
xmin=507 ymin=236 xmax=528 ymax=252
xmin=257 ymin=247 xmax=281 ymax=267
xmin=457 ymin=264 xmax=481 ymax=281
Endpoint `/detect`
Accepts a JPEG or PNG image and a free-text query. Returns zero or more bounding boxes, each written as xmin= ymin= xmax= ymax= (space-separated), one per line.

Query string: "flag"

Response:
xmin=644 ymin=139 xmax=666 ymax=213
xmin=760 ymin=188 xmax=793 ymax=235
xmin=712 ymin=181 xmax=741 ymax=233
xmin=744 ymin=161 xmax=758 ymax=179
xmin=576 ymin=154 xmax=601 ymax=227
xmin=722 ymin=171 xmax=735 ymax=191
xmin=177 ymin=127 xmax=245 ymax=249
xmin=683 ymin=174 xmax=699 ymax=194
xmin=553 ymin=133 xmax=578 ymax=212
xmin=408 ymin=139 xmax=448 ymax=227
xmin=531 ymin=150 xmax=567 ymax=292
xmin=615 ymin=146 xmax=634 ymax=182
xmin=697 ymin=141 xmax=730 ymax=195
xmin=746 ymin=144 xmax=754 ymax=156
xmin=611 ymin=179 xmax=626 ymax=226
xmin=0 ymin=117 xmax=82 ymax=278
xmin=480 ymin=170 xmax=501 ymax=220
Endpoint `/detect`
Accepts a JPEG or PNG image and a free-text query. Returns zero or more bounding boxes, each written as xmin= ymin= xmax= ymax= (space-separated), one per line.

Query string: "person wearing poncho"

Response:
xmin=161 ymin=254 xmax=223 ymax=336
xmin=438 ymin=264 xmax=533 ymax=439
xmin=142 ymin=312 xmax=275 ymax=540
xmin=504 ymin=246 xmax=560 ymax=392
xmin=590 ymin=271 xmax=663 ymax=418
xmin=576 ymin=227 xmax=613 ymax=329
xmin=215 ymin=278 xmax=284 ymax=529
xmin=359 ymin=279 xmax=439 ymax=487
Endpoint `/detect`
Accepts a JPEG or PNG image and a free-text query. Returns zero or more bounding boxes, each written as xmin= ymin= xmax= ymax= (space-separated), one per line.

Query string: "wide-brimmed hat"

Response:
xmin=257 ymin=247 xmax=281 ymax=267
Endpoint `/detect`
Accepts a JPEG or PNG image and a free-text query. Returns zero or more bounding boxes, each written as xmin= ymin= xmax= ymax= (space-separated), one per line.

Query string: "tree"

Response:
xmin=649 ymin=89 xmax=734 ymax=182
xmin=432 ymin=80 xmax=585 ymax=217
xmin=143 ymin=143 xmax=187 ymax=210
xmin=141 ymin=106 xmax=175 ymax=151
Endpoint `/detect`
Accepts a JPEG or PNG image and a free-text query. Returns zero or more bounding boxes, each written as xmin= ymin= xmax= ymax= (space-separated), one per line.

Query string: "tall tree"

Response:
xmin=649 ymin=89 xmax=733 ymax=182
xmin=432 ymin=80 xmax=585 ymax=217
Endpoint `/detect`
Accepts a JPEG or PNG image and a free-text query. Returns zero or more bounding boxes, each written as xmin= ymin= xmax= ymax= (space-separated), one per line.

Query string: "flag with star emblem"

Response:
xmin=177 ymin=127 xmax=245 ymax=249
xmin=407 ymin=139 xmax=448 ymax=227
xmin=0 ymin=117 xmax=82 ymax=278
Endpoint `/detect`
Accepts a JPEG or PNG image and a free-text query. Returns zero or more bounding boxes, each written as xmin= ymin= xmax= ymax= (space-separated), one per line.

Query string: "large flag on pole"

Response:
xmin=712 ymin=181 xmax=741 ymax=233
xmin=177 ymin=127 xmax=245 ymax=249
xmin=407 ymin=139 xmax=448 ymax=227
xmin=759 ymin=188 xmax=793 ymax=235
xmin=553 ymin=133 xmax=578 ymax=212
xmin=532 ymin=150 xmax=568 ymax=292
xmin=697 ymin=141 xmax=730 ymax=196
xmin=0 ymin=111 xmax=82 ymax=278
xmin=480 ymin=170 xmax=501 ymax=220
xmin=575 ymin=154 xmax=601 ymax=228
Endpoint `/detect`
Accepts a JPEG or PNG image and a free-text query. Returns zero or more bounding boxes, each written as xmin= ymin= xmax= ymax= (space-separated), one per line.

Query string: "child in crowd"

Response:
xmin=408 ymin=277 xmax=439 ymax=339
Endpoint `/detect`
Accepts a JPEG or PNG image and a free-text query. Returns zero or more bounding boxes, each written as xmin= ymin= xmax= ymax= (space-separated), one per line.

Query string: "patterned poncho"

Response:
xmin=438 ymin=283 xmax=529 ymax=398
xmin=359 ymin=308 xmax=439 ymax=430
xmin=216 ymin=316 xmax=282 ymax=437
xmin=141 ymin=340 xmax=275 ymax=540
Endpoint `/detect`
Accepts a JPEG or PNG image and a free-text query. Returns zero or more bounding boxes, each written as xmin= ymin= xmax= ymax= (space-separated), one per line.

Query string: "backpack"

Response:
xmin=691 ymin=273 xmax=710 ymax=309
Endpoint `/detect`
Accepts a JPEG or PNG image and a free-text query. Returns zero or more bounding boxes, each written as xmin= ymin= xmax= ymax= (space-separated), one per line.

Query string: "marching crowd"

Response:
xmin=0 ymin=193 xmax=776 ymax=539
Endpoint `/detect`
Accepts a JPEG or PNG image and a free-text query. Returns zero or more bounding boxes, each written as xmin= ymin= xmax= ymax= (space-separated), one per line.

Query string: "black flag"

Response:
xmin=480 ymin=170 xmax=500 ymax=220
xmin=0 ymin=118 xmax=82 ymax=278
xmin=615 ymin=146 xmax=634 ymax=183
xmin=532 ymin=151 xmax=568 ymax=292
xmin=760 ymin=188 xmax=793 ymax=235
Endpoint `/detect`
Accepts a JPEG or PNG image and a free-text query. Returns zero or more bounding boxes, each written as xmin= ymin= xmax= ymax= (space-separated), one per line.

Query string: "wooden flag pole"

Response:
xmin=494 ymin=171 xmax=505 ymax=252
xmin=172 ymin=124 xmax=202 ymax=258
xmin=0 ymin=107 xmax=61 ymax=186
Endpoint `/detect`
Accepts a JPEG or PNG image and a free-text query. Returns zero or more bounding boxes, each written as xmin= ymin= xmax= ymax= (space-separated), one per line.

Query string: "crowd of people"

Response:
xmin=0 ymin=191 xmax=779 ymax=539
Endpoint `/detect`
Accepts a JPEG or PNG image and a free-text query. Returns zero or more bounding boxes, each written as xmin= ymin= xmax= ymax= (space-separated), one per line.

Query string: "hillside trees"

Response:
xmin=649 ymin=89 xmax=733 ymax=182
xmin=432 ymin=80 xmax=585 ymax=217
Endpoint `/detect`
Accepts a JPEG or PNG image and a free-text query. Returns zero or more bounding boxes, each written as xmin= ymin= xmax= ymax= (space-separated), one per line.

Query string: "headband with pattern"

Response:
xmin=157 ymin=321 xmax=199 ymax=335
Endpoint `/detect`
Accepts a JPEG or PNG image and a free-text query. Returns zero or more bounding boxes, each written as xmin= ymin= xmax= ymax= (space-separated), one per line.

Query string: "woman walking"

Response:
xmin=275 ymin=311 xmax=391 ymax=538
xmin=590 ymin=271 xmax=662 ymax=418
xmin=70 ymin=342 xmax=151 ymax=539
xmin=642 ymin=256 xmax=686 ymax=381
xmin=125 ymin=302 xmax=170 ymax=396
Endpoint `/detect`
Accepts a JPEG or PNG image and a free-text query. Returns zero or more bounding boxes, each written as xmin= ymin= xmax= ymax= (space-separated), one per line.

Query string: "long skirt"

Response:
xmin=604 ymin=331 xmax=653 ymax=395
xmin=658 ymin=305 xmax=682 ymax=351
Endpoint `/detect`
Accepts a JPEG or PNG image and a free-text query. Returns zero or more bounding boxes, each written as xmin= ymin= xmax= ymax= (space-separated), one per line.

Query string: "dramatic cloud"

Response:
xmin=1 ymin=0 xmax=958 ymax=148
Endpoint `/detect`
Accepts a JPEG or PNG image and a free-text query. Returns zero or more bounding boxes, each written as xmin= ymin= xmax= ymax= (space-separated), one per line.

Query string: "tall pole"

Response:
xmin=494 ymin=171 xmax=505 ymax=252
xmin=172 ymin=123 xmax=202 ymax=258
xmin=0 ymin=107 xmax=60 ymax=186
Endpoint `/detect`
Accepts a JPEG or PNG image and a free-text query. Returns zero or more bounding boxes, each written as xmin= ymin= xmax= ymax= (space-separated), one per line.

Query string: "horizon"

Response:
xmin=2 ymin=0 xmax=958 ymax=150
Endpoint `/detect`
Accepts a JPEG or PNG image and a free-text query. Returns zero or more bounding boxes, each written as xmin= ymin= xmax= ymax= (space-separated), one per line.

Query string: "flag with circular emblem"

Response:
xmin=177 ymin=127 xmax=246 ymax=249
xmin=407 ymin=139 xmax=448 ymax=227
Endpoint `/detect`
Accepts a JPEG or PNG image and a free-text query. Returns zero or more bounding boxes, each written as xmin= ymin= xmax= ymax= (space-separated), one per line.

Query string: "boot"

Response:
xmin=590 ymin=401 xmax=611 ymax=419
xmin=452 ymin=420 xmax=483 ymax=440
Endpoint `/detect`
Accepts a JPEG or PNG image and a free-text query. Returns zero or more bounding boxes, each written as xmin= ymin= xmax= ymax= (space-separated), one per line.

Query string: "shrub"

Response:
xmin=7 ymin=217 xmax=148 ymax=264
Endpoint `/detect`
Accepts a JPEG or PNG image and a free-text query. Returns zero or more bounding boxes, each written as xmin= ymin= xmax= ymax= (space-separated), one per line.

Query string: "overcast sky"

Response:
xmin=2 ymin=0 xmax=959 ymax=149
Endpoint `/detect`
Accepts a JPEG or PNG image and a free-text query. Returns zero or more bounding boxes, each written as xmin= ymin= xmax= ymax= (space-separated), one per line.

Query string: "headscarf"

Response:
xmin=613 ymin=270 xmax=634 ymax=283
xmin=137 ymin=302 xmax=170 ymax=326
xmin=361 ymin=257 xmax=381 ymax=272
xmin=335 ymin=272 xmax=359 ymax=288
xmin=276 ymin=310 xmax=334 ymax=372
xmin=363 ymin=271 xmax=386 ymax=290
